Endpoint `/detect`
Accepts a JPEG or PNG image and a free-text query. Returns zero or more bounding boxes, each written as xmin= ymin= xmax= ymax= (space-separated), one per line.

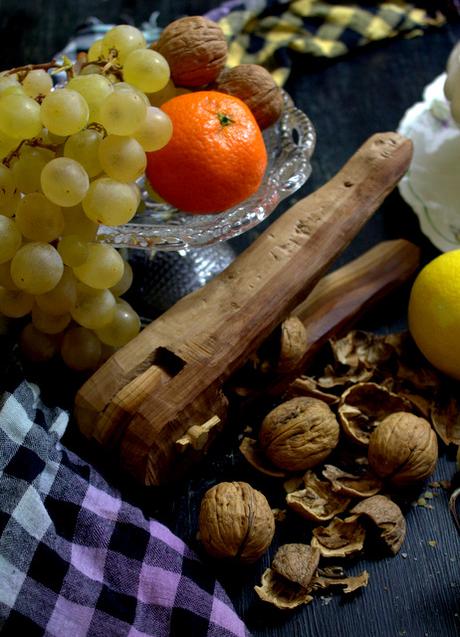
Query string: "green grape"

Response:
xmin=40 ymin=88 xmax=89 ymax=136
xmin=0 ymin=85 xmax=25 ymax=98
xmin=67 ymin=74 xmax=113 ymax=122
xmin=0 ymin=261 xmax=17 ymax=290
xmin=15 ymin=192 xmax=64 ymax=242
xmin=0 ymin=93 xmax=42 ymax=140
xmin=95 ymin=299 xmax=140 ymax=347
xmin=20 ymin=322 xmax=58 ymax=363
xmin=82 ymin=177 xmax=140 ymax=226
xmin=99 ymin=341 xmax=118 ymax=363
xmin=98 ymin=90 xmax=147 ymax=136
xmin=35 ymin=266 xmax=77 ymax=315
xmin=71 ymin=287 xmax=116 ymax=329
xmin=134 ymin=106 xmax=173 ymax=152
xmin=87 ymin=38 xmax=103 ymax=62
xmin=11 ymin=242 xmax=63 ymax=294
xmin=110 ymin=259 xmax=133 ymax=296
xmin=0 ymin=134 xmax=19 ymax=161
xmin=101 ymin=25 xmax=146 ymax=64
xmin=22 ymin=69 xmax=53 ymax=98
xmin=0 ymin=163 xmax=19 ymax=214
xmin=73 ymin=243 xmax=124 ymax=289
xmin=0 ymin=287 xmax=34 ymax=317
xmin=0 ymin=74 xmax=22 ymax=98
xmin=40 ymin=128 xmax=67 ymax=145
xmin=0 ymin=216 xmax=22 ymax=263
xmin=11 ymin=145 xmax=54 ymax=194
xmin=98 ymin=134 xmax=146 ymax=182
xmin=79 ymin=64 xmax=103 ymax=76
xmin=57 ymin=234 xmax=89 ymax=267
xmin=61 ymin=325 xmax=102 ymax=371
xmin=31 ymin=304 xmax=71 ymax=334
xmin=0 ymin=189 xmax=21 ymax=218
xmin=123 ymin=49 xmax=170 ymax=94
xmin=148 ymin=79 xmax=178 ymax=107
xmin=41 ymin=157 xmax=89 ymax=207
xmin=64 ymin=128 xmax=103 ymax=178
xmin=113 ymin=82 xmax=150 ymax=106
xmin=75 ymin=280 xmax=99 ymax=296
xmin=61 ymin=205 xmax=98 ymax=241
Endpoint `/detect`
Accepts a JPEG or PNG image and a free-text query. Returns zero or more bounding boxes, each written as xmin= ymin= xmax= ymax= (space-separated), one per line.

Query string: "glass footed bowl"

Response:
xmin=96 ymin=91 xmax=316 ymax=252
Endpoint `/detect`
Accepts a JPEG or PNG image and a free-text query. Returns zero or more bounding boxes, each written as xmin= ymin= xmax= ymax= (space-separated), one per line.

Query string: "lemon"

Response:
xmin=408 ymin=250 xmax=460 ymax=379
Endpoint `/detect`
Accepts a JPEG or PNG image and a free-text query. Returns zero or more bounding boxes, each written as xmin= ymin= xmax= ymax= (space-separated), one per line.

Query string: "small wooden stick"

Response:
xmin=235 ymin=239 xmax=420 ymax=397
xmin=293 ymin=238 xmax=420 ymax=367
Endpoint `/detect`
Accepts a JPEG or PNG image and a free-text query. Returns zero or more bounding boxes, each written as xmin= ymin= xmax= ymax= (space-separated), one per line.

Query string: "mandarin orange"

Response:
xmin=145 ymin=90 xmax=268 ymax=214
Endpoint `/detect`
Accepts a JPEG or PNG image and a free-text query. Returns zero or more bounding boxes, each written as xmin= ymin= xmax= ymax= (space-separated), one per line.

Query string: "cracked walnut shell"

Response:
xmin=259 ymin=397 xmax=340 ymax=472
xmin=154 ymin=16 xmax=228 ymax=87
xmin=368 ymin=412 xmax=438 ymax=487
xmin=338 ymin=382 xmax=413 ymax=445
xmin=255 ymin=568 xmax=314 ymax=609
xmin=286 ymin=470 xmax=350 ymax=522
xmin=198 ymin=481 xmax=275 ymax=563
xmin=350 ymin=495 xmax=406 ymax=555
xmin=272 ymin=543 xmax=320 ymax=589
xmin=311 ymin=515 xmax=366 ymax=558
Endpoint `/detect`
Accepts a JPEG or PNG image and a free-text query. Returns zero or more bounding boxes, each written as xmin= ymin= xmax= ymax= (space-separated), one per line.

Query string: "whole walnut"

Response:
xmin=215 ymin=64 xmax=284 ymax=129
xmin=199 ymin=481 xmax=275 ymax=563
xmin=368 ymin=412 xmax=438 ymax=487
xmin=154 ymin=16 xmax=228 ymax=87
xmin=259 ymin=397 xmax=340 ymax=472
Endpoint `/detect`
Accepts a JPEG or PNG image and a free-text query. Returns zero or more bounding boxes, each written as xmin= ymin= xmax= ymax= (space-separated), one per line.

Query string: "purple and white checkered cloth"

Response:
xmin=0 ymin=372 xmax=250 ymax=636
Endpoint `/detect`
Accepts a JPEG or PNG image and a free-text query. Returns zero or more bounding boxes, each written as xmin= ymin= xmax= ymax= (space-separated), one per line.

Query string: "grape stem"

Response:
xmin=7 ymin=60 xmax=58 ymax=74
xmin=5 ymin=57 xmax=77 ymax=83
xmin=87 ymin=122 xmax=108 ymax=137
xmin=2 ymin=138 xmax=59 ymax=167
xmin=6 ymin=60 xmax=59 ymax=79
xmin=79 ymin=49 xmax=123 ymax=80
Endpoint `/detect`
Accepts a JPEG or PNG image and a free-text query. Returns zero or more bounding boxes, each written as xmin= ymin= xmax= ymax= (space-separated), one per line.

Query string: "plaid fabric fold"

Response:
xmin=205 ymin=0 xmax=448 ymax=84
xmin=0 ymin=370 xmax=249 ymax=637
xmin=58 ymin=2 xmax=449 ymax=89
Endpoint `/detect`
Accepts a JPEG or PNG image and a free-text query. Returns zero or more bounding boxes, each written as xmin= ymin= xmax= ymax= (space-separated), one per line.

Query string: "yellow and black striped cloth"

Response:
xmin=205 ymin=1 xmax=448 ymax=85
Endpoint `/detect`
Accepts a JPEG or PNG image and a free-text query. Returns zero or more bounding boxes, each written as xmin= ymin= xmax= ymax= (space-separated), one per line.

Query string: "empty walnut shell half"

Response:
xmin=259 ymin=397 xmax=340 ymax=472
xmin=239 ymin=437 xmax=287 ymax=478
xmin=322 ymin=464 xmax=382 ymax=498
xmin=254 ymin=568 xmax=314 ymax=610
xmin=350 ymin=494 xmax=406 ymax=555
xmin=311 ymin=515 xmax=366 ymax=558
xmin=338 ymin=382 xmax=413 ymax=445
xmin=368 ymin=412 xmax=438 ymax=487
xmin=272 ymin=543 xmax=320 ymax=589
xmin=199 ymin=481 xmax=275 ymax=563
xmin=313 ymin=570 xmax=369 ymax=594
xmin=286 ymin=470 xmax=351 ymax=522
xmin=154 ymin=16 xmax=228 ymax=87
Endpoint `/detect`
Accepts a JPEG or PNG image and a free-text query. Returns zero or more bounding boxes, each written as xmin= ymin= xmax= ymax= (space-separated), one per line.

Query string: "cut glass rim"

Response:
xmin=96 ymin=91 xmax=316 ymax=251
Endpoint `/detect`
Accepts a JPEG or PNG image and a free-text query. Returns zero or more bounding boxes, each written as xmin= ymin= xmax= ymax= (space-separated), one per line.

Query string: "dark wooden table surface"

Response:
xmin=1 ymin=1 xmax=460 ymax=636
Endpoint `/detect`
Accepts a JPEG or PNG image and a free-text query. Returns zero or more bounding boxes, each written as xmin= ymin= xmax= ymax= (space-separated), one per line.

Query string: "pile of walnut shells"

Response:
xmin=198 ymin=330 xmax=453 ymax=610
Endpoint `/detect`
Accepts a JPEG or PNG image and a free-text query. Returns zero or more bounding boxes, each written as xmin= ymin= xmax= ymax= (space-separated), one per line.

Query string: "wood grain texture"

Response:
xmin=76 ymin=133 xmax=413 ymax=485
xmin=256 ymin=239 xmax=421 ymax=397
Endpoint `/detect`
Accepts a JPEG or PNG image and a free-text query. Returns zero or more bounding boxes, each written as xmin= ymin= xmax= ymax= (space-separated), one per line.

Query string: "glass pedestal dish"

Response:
xmin=99 ymin=92 xmax=316 ymax=317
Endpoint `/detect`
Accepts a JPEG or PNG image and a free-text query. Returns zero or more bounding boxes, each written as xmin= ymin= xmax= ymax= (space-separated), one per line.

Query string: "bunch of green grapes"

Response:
xmin=0 ymin=24 xmax=178 ymax=372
